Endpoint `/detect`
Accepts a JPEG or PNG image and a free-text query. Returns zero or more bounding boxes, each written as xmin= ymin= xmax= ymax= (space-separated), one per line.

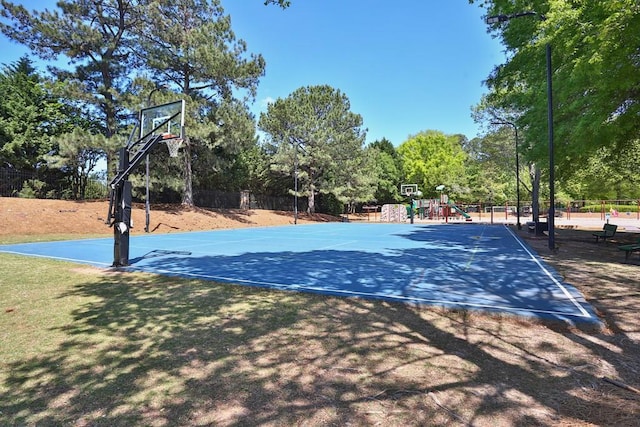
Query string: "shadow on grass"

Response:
xmin=1 ymin=263 xmax=639 ymax=425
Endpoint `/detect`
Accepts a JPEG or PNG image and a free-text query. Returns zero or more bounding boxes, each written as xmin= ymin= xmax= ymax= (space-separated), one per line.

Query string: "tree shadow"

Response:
xmin=144 ymin=203 xmax=264 ymax=226
xmin=2 ymin=272 xmax=637 ymax=425
xmin=2 ymin=225 xmax=637 ymax=425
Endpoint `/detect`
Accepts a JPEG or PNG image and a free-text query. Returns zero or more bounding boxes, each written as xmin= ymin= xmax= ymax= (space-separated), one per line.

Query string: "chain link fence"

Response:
xmin=1 ymin=167 xmax=108 ymax=199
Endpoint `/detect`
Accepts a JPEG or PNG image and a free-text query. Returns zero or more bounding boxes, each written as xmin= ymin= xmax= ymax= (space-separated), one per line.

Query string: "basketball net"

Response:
xmin=165 ymin=138 xmax=183 ymax=158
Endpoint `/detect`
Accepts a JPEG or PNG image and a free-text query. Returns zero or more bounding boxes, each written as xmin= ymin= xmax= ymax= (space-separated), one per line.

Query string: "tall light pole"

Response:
xmin=492 ymin=120 xmax=521 ymax=230
xmin=486 ymin=11 xmax=555 ymax=250
xmin=292 ymin=141 xmax=306 ymax=225
xmin=294 ymin=142 xmax=298 ymax=225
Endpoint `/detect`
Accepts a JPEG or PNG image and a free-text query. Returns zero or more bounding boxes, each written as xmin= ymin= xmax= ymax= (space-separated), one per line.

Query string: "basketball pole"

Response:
xmin=108 ymin=100 xmax=185 ymax=266
xmin=409 ymin=194 xmax=414 ymax=224
xmin=113 ymin=147 xmax=132 ymax=267
xmin=109 ymin=133 xmax=167 ymax=266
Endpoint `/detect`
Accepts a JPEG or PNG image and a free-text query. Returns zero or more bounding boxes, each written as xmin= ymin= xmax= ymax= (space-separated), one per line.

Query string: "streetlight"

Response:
xmin=486 ymin=11 xmax=555 ymax=250
xmin=492 ymin=120 xmax=521 ymax=230
xmin=292 ymin=141 xmax=307 ymax=225
xmin=294 ymin=143 xmax=298 ymax=225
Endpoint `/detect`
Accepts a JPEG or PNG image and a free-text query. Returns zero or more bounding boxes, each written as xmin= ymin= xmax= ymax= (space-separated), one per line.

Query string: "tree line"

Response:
xmin=1 ymin=0 xmax=638 ymax=214
xmin=472 ymin=0 xmax=640 ymax=218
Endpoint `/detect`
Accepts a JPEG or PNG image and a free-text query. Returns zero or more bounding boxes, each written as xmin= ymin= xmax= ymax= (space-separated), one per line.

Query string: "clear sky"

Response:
xmin=1 ymin=0 xmax=504 ymax=146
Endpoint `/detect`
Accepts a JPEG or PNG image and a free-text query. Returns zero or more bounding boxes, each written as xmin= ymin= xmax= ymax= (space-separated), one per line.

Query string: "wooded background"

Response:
xmin=1 ymin=0 xmax=638 ymax=216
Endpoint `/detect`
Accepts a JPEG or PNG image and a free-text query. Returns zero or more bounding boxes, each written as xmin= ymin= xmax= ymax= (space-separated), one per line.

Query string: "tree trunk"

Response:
xmin=181 ymin=138 xmax=194 ymax=206
xmin=307 ymin=181 xmax=316 ymax=214
xmin=307 ymin=191 xmax=316 ymax=214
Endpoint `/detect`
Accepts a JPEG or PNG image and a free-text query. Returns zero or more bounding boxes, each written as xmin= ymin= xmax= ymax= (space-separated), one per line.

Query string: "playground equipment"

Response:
xmin=381 ymin=204 xmax=408 ymax=222
xmin=380 ymin=197 xmax=472 ymax=223
xmin=107 ymin=100 xmax=185 ymax=266
xmin=448 ymin=201 xmax=473 ymax=221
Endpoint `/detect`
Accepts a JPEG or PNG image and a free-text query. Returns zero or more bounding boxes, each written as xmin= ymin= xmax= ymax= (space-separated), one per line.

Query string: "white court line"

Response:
xmin=317 ymin=240 xmax=358 ymax=250
xmin=464 ymin=225 xmax=487 ymax=271
xmin=136 ymin=267 xmax=595 ymax=320
xmin=178 ymin=236 xmax=273 ymax=250
xmin=503 ymin=225 xmax=592 ymax=318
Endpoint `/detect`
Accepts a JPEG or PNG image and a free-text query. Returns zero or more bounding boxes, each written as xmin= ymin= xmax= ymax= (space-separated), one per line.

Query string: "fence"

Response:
xmin=170 ymin=189 xmax=306 ymax=212
xmin=360 ymin=199 xmax=640 ymax=225
xmin=1 ymin=167 xmax=46 ymax=197
xmin=1 ymin=167 xmax=305 ymax=211
xmin=464 ymin=200 xmax=640 ymax=221
xmin=1 ymin=167 xmax=108 ymax=199
xmin=452 ymin=200 xmax=640 ymax=225
xmin=4 ymin=167 xmax=636 ymax=221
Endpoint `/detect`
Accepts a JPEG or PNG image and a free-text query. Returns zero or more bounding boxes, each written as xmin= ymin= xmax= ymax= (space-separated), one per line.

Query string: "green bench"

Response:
xmin=618 ymin=238 xmax=640 ymax=262
xmin=592 ymin=223 xmax=617 ymax=243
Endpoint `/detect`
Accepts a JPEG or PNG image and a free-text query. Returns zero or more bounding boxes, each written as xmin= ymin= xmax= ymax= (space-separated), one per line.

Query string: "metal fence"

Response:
xmin=194 ymin=189 xmax=305 ymax=212
xmin=6 ymin=165 xmax=633 ymax=219
xmin=0 ymin=167 xmax=67 ymax=198
xmin=1 ymin=167 xmax=109 ymax=199
xmin=1 ymin=167 xmax=40 ymax=197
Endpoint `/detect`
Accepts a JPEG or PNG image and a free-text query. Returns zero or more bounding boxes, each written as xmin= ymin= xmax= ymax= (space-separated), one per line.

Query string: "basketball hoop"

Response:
xmin=401 ymin=184 xmax=418 ymax=197
xmin=165 ymin=138 xmax=183 ymax=158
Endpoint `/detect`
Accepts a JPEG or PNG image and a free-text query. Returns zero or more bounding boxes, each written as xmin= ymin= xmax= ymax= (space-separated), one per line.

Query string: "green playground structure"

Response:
xmin=448 ymin=201 xmax=473 ymax=221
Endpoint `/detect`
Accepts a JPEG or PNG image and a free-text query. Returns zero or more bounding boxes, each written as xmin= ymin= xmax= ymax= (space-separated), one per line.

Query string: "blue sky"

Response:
xmin=1 ymin=0 xmax=504 ymax=145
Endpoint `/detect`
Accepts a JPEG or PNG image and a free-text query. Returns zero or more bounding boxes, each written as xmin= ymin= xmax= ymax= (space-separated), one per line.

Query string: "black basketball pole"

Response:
xmin=109 ymin=134 xmax=166 ymax=266
xmin=113 ymin=147 xmax=131 ymax=266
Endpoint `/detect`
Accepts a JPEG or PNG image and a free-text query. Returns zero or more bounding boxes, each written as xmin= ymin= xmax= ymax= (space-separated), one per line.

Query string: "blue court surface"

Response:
xmin=0 ymin=223 xmax=601 ymax=327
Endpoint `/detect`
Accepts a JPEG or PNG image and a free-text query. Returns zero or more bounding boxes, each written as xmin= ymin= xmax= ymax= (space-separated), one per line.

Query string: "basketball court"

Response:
xmin=0 ymin=222 xmax=601 ymax=328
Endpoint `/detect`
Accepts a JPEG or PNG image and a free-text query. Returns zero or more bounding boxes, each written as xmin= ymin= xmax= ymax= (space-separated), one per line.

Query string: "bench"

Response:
xmin=618 ymin=239 xmax=640 ymax=262
xmin=592 ymin=223 xmax=617 ymax=243
xmin=527 ymin=220 xmax=548 ymax=235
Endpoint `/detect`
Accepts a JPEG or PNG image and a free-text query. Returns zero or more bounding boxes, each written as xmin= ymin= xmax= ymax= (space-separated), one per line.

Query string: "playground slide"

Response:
xmin=449 ymin=202 xmax=472 ymax=221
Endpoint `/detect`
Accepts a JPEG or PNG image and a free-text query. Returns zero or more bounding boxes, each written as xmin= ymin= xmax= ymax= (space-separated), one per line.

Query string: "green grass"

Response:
xmin=0 ymin=252 xmax=306 ymax=425
xmin=0 ymin=233 xmax=110 ymax=245
xmin=1 ymin=241 xmax=639 ymax=425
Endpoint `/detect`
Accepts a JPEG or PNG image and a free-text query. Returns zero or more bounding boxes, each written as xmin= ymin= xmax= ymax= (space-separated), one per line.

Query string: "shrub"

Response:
xmin=18 ymin=179 xmax=47 ymax=199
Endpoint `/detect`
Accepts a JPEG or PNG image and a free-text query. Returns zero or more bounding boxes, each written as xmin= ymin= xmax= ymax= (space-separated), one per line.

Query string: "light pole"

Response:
xmin=492 ymin=120 xmax=521 ymax=230
xmin=486 ymin=11 xmax=555 ymax=250
xmin=292 ymin=141 xmax=306 ymax=225
xmin=294 ymin=143 xmax=298 ymax=225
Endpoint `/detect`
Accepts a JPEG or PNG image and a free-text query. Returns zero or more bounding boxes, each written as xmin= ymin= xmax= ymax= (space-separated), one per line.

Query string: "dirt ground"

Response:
xmin=0 ymin=197 xmax=335 ymax=237
xmin=1 ymin=197 xmax=639 ymax=425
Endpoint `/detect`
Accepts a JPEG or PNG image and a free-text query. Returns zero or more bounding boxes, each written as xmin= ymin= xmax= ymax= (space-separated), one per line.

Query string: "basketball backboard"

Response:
xmin=400 ymin=184 xmax=418 ymax=196
xmin=140 ymin=100 xmax=185 ymax=140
